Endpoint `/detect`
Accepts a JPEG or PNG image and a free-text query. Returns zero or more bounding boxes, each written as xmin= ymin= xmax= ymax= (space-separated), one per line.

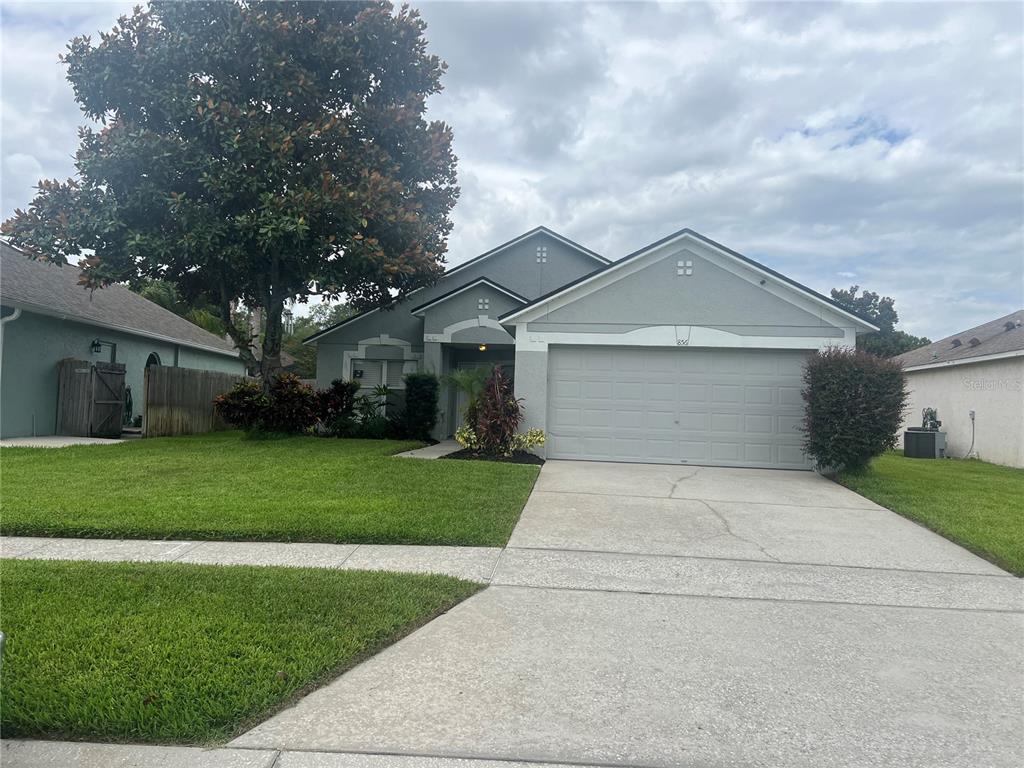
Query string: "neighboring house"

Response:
xmin=0 ymin=242 xmax=245 ymax=439
xmin=308 ymin=226 xmax=877 ymax=468
xmin=893 ymin=310 xmax=1023 ymax=468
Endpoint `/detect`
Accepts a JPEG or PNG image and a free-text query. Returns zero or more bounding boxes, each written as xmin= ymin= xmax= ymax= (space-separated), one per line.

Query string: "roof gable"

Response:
xmin=410 ymin=278 xmax=527 ymax=316
xmin=1 ymin=242 xmax=239 ymax=356
xmin=441 ymin=226 xmax=608 ymax=278
xmin=501 ymin=228 xmax=878 ymax=332
xmin=305 ymin=226 xmax=605 ymax=344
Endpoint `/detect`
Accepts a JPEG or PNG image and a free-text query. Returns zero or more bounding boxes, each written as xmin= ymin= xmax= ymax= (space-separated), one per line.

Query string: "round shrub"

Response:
xmin=213 ymin=380 xmax=267 ymax=432
xmin=261 ymin=373 xmax=318 ymax=434
xmin=801 ymin=348 xmax=908 ymax=472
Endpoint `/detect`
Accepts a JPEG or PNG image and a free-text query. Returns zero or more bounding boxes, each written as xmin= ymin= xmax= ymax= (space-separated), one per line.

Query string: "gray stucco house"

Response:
xmin=893 ymin=310 xmax=1023 ymax=468
xmin=0 ymin=242 xmax=245 ymax=439
xmin=308 ymin=226 xmax=876 ymax=469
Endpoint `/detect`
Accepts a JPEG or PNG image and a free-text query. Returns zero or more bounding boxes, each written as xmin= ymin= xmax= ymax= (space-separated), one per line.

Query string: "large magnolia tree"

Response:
xmin=2 ymin=1 xmax=458 ymax=381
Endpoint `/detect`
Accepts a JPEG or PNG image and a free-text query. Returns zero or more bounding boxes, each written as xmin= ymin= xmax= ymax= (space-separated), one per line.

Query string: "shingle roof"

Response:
xmin=0 ymin=242 xmax=239 ymax=356
xmin=894 ymin=310 xmax=1024 ymax=369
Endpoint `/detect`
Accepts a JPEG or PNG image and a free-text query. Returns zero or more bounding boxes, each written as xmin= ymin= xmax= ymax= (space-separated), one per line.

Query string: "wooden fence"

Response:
xmin=143 ymin=366 xmax=247 ymax=437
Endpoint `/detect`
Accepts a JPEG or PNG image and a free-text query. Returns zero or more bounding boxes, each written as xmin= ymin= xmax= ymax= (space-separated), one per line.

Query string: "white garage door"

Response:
xmin=546 ymin=346 xmax=810 ymax=469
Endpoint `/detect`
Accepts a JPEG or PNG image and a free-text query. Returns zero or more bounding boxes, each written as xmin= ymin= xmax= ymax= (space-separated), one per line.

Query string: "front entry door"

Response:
xmin=450 ymin=360 xmax=514 ymax=435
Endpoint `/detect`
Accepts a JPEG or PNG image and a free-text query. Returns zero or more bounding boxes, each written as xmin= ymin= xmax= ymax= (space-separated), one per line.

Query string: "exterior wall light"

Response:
xmin=478 ymin=344 xmax=488 ymax=352
xmin=90 ymin=339 xmax=103 ymax=354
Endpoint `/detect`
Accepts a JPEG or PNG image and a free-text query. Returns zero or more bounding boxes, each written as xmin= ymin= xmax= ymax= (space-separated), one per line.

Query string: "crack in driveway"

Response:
xmin=668 ymin=467 xmax=699 ymax=497
xmin=699 ymin=499 xmax=780 ymax=562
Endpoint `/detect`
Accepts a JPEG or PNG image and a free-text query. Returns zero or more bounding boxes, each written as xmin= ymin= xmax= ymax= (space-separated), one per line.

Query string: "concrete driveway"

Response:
xmin=235 ymin=461 xmax=1023 ymax=768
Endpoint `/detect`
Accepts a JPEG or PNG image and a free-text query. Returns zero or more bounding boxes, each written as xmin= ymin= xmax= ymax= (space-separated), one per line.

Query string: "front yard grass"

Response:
xmin=0 ymin=432 xmax=539 ymax=546
xmin=839 ymin=452 xmax=1024 ymax=576
xmin=0 ymin=559 xmax=481 ymax=743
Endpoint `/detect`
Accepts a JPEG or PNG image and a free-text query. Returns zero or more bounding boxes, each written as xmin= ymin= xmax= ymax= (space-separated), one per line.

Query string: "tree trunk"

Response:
xmin=259 ymin=298 xmax=285 ymax=389
xmin=218 ymin=289 xmax=260 ymax=378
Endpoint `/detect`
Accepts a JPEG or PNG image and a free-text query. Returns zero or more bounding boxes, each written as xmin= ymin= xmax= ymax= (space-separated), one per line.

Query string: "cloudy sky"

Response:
xmin=2 ymin=1 xmax=1022 ymax=338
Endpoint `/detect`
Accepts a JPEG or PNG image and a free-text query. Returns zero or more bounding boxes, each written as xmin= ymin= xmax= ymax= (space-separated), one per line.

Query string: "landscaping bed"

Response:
xmin=443 ymin=448 xmax=545 ymax=465
xmin=839 ymin=452 xmax=1024 ymax=576
xmin=0 ymin=559 xmax=481 ymax=743
xmin=0 ymin=432 xmax=539 ymax=547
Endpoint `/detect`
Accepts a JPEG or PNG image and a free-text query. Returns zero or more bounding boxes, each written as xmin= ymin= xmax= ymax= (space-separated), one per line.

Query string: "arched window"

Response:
xmin=146 ymin=352 xmax=161 ymax=368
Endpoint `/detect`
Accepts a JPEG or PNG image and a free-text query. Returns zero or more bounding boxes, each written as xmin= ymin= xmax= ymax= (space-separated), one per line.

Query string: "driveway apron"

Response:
xmin=234 ymin=461 xmax=1023 ymax=768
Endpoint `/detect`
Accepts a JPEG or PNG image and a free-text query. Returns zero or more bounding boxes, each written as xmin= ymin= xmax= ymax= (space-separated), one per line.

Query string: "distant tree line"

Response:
xmin=830 ymin=286 xmax=930 ymax=358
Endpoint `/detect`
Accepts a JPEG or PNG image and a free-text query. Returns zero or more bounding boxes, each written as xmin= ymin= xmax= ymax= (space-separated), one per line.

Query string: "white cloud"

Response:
xmin=2 ymin=0 xmax=1021 ymax=338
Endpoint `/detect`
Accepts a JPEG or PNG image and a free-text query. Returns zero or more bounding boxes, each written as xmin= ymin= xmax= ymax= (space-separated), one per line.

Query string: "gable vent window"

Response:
xmin=677 ymin=259 xmax=694 ymax=276
xmin=536 ymin=246 xmax=548 ymax=263
xmin=477 ymin=297 xmax=490 ymax=311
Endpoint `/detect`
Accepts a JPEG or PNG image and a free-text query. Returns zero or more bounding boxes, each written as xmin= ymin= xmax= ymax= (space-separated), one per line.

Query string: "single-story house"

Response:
xmin=308 ymin=227 xmax=877 ymax=468
xmin=0 ymin=241 xmax=245 ymax=439
xmin=893 ymin=310 xmax=1023 ymax=468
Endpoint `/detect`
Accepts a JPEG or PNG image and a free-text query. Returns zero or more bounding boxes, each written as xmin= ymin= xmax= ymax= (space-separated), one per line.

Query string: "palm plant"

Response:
xmin=442 ymin=366 xmax=492 ymax=424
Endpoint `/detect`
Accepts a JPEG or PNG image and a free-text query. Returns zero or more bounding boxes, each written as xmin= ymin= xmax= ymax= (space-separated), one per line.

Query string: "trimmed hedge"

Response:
xmin=801 ymin=348 xmax=908 ymax=472
xmin=399 ymin=372 xmax=439 ymax=441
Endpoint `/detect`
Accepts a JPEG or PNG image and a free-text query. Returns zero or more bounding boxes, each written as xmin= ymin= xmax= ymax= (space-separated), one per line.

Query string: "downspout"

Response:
xmin=0 ymin=307 xmax=23 ymax=362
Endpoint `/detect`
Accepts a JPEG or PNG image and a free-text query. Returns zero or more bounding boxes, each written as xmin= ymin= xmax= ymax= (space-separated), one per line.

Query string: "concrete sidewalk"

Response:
xmin=0 ymin=537 xmax=500 ymax=582
xmin=0 ymin=740 xmax=605 ymax=768
xmin=0 ymin=435 xmax=124 ymax=448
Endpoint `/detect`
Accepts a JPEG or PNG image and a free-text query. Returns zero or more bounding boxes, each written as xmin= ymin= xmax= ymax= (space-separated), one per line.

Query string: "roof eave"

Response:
xmin=902 ymin=349 xmax=1024 ymax=372
xmin=0 ymin=296 xmax=241 ymax=358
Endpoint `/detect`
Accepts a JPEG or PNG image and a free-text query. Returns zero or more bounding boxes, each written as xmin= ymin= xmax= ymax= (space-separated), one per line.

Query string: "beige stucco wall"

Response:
xmin=900 ymin=356 xmax=1024 ymax=468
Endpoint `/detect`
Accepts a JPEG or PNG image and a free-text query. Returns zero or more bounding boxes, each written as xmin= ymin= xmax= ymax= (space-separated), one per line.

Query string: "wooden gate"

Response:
xmin=55 ymin=358 xmax=126 ymax=438
xmin=91 ymin=362 xmax=126 ymax=438
xmin=55 ymin=358 xmax=93 ymax=437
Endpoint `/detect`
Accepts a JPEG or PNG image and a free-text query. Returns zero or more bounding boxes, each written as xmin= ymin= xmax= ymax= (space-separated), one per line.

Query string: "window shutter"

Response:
xmin=386 ymin=362 xmax=406 ymax=389
xmin=352 ymin=359 xmax=382 ymax=387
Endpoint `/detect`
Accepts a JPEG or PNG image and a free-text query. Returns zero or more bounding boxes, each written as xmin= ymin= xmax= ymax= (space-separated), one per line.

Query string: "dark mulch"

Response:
xmin=442 ymin=448 xmax=545 ymax=466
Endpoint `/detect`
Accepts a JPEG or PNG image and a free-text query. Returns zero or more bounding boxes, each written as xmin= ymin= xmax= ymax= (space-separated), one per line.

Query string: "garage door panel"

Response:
xmin=777 ymin=414 xmax=803 ymax=434
xmin=547 ymin=346 xmax=811 ymax=469
xmin=612 ymin=437 xmax=645 ymax=459
xmin=552 ymin=408 xmax=580 ymax=426
xmin=711 ymin=442 xmax=742 ymax=461
xmin=712 ymin=385 xmax=742 ymax=403
xmin=744 ymin=443 xmax=773 ymax=463
xmin=647 ymin=382 xmax=675 ymax=402
xmin=677 ymin=411 xmax=708 ymax=431
xmin=644 ymin=439 xmax=677 ymax=461
xmin=744 ymin=414 xmax=774 ymax=434
xmin=581 ymin=381 xmax=613 ymax=398
xmin=778 ymin=444 xmax=808 ymax=466
xmin=711 ymin=413 xmax=741 ymax=433
xmin=779 ymin=386 xmax=803 ymax=406
xmin=614 ymin=381 xmax=644 ymax=400
xmin=585 ymin=351 xmax=614 ymax=370
xmin=745 ymin=386 xmax=774 ymax=405
xmin=679 ymin=383 xmax=708 ymax=402
xmin=581 ymin=408 xmax=612 ymax=427
xmin=551 ymin=380 xmax=581 ymax=398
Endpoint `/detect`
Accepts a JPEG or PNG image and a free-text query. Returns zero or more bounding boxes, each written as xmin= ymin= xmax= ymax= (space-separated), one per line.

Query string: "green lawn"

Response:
xmin=0 ymin=559 xmax=481 ymax=743
xmin=839 ymin=452 xmax=1024 ymax=576
xmin=0 ymin=432 xmax=539 ymax=546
